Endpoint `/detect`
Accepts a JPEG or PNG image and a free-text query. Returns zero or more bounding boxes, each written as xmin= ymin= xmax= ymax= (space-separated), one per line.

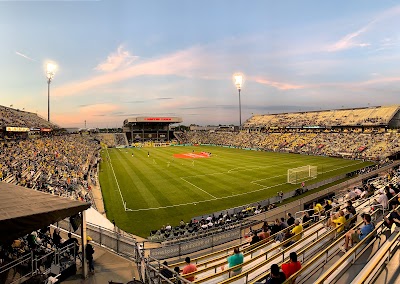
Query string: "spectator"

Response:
xmin=345 ymin=200 xmax=356 ymax=217
xmin=250 ymin=234 xmax=261 ymax=245
xmin=287 ymin=213 xmax=295 ymax=226
xmin=266 ymin=263 xmax=286 ymax=284
xmin=226 ymin=247 xmax=244 ymax=276
xmin=174 ymin=266 xmax=182 ymax=284
xmin=341 ymin=214 xmax=374 ymax=252
xmin=85 ymin=236 xmax=95 ymax=274
xmin=383 ymin=207 xmax=400 ymax=229
xmin=281 ymin=252 xmax=302 ymax=279
xmin=302 ymin=211 xmax=312 ymax=227
xmin=375 ymin=191 xmax=389 ymax=209
xmin=258 ymin=229 xmax=270 ymax=241
xmin=286 ymin=219 xmax=303 ymax=246
xmin=62 ymin=232 xmax=79 ymax=252
xmin=52 ymin=228 xmax=62 ymax=247
xmin=182 ymin=257 xmax=197 ymax=282
xmin=324 ymin=200 xmax=332 ymax=212
xmin=330 ymin=210 xmax=346 ymax=233
xmin=160 ymin=261 xmax=173 ymax=279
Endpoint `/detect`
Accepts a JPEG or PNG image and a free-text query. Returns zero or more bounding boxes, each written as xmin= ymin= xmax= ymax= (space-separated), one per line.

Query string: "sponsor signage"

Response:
xmin=144 ymin=117 xmax=172 ymax=121
xmin=40 ymin=128 xmax=52 ymax=132
xmin=6 ymin=127 xmax=30 ymax=132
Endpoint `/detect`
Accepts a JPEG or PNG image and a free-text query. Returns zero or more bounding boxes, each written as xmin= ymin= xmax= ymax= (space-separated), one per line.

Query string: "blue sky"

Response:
xmin=1 ymin=0 xmax=400 ymax=128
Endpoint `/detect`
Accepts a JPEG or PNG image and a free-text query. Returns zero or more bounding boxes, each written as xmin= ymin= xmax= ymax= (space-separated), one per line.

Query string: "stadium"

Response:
xmin=1 ymin=103 xmax=400 ymax=284
xmin=2 ymin=2 xmax=400 ymax=284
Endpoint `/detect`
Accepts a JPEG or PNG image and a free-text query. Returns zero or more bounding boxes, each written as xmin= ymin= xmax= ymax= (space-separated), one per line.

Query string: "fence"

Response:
xmin=56 ymin=220 xmax=141 ymax=261
xmin=0 ymin=243 xmax=77 ymax=284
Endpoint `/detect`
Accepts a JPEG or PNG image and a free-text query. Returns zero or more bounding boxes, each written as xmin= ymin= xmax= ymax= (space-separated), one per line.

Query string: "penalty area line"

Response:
xmin=180 ymin=177 xmax=218 ymax=199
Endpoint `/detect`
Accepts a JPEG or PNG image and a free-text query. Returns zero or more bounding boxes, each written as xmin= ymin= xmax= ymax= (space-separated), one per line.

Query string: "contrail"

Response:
xmin=15 ymin=51 xmax=35 ymax=62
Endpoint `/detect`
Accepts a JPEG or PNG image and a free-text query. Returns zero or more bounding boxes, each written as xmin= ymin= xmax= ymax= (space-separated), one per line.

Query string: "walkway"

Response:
xmin=64 ymin=245 xmax=140 ymax=284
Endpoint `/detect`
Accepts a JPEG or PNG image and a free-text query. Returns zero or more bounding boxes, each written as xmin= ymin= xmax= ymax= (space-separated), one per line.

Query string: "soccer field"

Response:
xmin=99 ymin=146 xmax=372 ymax=237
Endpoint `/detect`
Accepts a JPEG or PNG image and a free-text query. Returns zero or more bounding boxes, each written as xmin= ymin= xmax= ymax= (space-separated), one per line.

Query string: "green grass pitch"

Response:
xmin=99 ymin=146 xmax=373 ymax=237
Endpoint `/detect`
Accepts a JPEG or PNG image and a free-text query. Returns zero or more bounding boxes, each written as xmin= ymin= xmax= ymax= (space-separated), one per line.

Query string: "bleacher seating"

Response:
xmin=0 ymin=105 xmax=58 ymax=129
xmin=148 ymin=172 xmax=400 ymax=283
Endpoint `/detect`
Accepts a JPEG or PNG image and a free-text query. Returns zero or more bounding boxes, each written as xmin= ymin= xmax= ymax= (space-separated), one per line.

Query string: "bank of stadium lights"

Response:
xmin=233 ymin=73 xmax=244 ymax=129
xmin=46 ymin=62 xmax=57 ymax=122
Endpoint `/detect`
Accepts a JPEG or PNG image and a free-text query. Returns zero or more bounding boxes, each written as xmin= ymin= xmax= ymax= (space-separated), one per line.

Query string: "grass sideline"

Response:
xmin=99 ymin=146 xmax=373 ymax=237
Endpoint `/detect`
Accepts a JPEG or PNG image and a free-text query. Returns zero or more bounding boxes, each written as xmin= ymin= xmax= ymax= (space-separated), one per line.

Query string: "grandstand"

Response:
xmin=181 ymin=105 xmax=400 ymax=161
xmin=243 ymin=105 xmax=400 ymax=129
xmin=2 ymin=104 xmax=400 ymax=284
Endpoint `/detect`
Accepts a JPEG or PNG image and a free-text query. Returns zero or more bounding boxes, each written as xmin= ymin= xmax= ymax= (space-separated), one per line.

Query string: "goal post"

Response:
xmin=287 ymin=165 xmax=318 ymax=184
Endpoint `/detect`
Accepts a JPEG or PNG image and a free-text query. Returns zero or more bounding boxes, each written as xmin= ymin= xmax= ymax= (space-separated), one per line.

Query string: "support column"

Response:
xmin=81 ymin=211 xmax=88 ymax=278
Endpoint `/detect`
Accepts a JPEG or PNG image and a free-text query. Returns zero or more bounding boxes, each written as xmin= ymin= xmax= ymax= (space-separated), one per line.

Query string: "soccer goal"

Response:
xmin=287 ymin=165 xmax=318 ymax=184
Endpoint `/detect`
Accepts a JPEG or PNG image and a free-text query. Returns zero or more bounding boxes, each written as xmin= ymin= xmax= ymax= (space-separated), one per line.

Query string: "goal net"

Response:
xmin=287 ymin=165 xmax=318 ymax=184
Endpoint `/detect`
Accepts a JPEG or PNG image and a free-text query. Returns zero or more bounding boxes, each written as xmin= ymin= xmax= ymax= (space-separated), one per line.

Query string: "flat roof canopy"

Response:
xmin=0 ymin=182 xmax=91 ymax=242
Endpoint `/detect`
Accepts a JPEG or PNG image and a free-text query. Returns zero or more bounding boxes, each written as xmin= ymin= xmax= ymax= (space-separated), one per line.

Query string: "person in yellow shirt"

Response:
xmin=312 ymin=202 xmax=324 ymax=221
xmin=291 ymin=220 xmax=303 ymax=241
xmin=330 ymin=210 xmax=346 ymax=233
xmin=313 ymin=202 xmax=324 ymax=214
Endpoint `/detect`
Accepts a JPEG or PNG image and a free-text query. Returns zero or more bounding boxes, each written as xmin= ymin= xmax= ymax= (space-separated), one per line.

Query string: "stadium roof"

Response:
xmin=124 ymin=116 xmax=183 ymax=124
xmin=0 ymin=182 xmax=91 ymax=242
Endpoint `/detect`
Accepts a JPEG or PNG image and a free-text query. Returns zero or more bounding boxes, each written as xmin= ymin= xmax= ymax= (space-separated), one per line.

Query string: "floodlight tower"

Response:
xmin=46 ymin=63 xmax=57 ymax=122
xmin=233 ymin=73 xmax=244 ymax=130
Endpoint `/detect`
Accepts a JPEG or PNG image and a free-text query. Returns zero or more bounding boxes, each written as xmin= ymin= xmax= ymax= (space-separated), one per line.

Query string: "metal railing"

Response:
xmin=0 ymin=242 xmax=77 ymax=284
xmin=314 ymin=220 xmax=384 ymax=284
xmin=350 ymin=230 xmax=400 ymax=284
xmin=55 ymin=220 xmax=141 ymax=261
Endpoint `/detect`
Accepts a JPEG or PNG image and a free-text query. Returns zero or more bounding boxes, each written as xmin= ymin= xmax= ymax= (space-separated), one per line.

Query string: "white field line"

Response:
xmin=180 ymin=178 xmax=217 ymax=199
xmin=124 ymin=160 xmax=366 ymax=212
xmin=106 ymin=148 xmax=127 ymax=211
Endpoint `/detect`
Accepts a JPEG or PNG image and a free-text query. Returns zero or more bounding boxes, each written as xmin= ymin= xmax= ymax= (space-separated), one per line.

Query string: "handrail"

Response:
xmin=170 ymin=220 xmax=302 ymax=269
xmin=351 ymin=230 xmax=400 ymax=284
xmin=314 ymin=221 xmax=384 ymax=283
xmin=193 ymin=217 xmax=330 ymax=283
xmin=250 ymin=212 xmax=360 ymax=284
xmin=282 ymin=200 xmax=385 ymax=284
xmin=195 ymin=192 xmax=377 ymax=284
xmin=189 ymin=219 xmax=318 ymax=283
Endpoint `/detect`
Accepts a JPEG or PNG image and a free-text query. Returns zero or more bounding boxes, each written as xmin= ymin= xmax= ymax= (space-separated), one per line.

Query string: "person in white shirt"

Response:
xmin=375 ymin=192 xmax=388 ymax=209
xmin=346 ymin=190 xmax=357 ymax=200
xmin=354 ymin=187 xmax=363 ymax=197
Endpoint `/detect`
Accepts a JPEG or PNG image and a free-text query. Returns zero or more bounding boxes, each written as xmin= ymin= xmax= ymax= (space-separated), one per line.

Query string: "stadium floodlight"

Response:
xmin=46 ymin=62 xmax=57 ymax=122
xmin=233 ymin=73 xmax=244 ymax=130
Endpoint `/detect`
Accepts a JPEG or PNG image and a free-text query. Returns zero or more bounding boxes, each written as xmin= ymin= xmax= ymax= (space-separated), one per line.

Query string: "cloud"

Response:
xmin=252 ymin=77 xmax=305 ymax=90
xmin=15 ymin=51 xmax=35 ymax=61
xmin=53 ymin=46 xmax=206 ymax=97
xmin=327 ymin=5 xmax=400 ymax=52
xmin=156 ymin=97 xmax=173 ymax=100
xmin=327 ymin=26 xmax=371 ymax=52
xmin=79 ymin=103 xmax=120 ymax=116
xmin=95 ymin=45 xmax=138 ymax=72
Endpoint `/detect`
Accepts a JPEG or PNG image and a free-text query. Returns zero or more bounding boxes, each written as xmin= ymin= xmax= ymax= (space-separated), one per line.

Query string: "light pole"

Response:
xmin=233 ymin=73 xmax=243 ymax=130
xmin=46 ymin=63 xmax=56 ymax=122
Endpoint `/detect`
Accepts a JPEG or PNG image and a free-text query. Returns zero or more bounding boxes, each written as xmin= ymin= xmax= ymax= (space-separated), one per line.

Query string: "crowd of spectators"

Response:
xmin=244 ymin=105 xmax=398 ymax=128
xmin=0 ymin=227 xmax=80 ymax=283
xmin=148 ymin=203 xmax=277 ymax=241
xmin=180 ymin=130 xmax=400 ymax=161
xmin=0 ymin=105 xmax=57 ymax=129
xmin=0 ymin=135 xmax=100 ymax=203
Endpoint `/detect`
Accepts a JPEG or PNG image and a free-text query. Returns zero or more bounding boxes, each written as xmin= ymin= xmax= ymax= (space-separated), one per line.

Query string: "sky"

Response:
xmin=1 ymin=0 xmax=400 ymax=128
